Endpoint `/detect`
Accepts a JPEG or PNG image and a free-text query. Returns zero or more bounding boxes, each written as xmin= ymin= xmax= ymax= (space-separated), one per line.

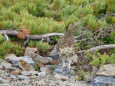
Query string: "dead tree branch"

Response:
xmin=0 ymin=30 xmax=64 ymax=40
xmin=79 ymin=44 xmax=115 ymax=53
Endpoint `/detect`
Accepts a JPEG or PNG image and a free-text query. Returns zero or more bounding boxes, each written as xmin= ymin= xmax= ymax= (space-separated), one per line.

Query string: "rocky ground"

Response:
xmin=0 ymin=47 xmax=115 ymax=86
xmin=0 ymin=58 xmax=88 ymax=86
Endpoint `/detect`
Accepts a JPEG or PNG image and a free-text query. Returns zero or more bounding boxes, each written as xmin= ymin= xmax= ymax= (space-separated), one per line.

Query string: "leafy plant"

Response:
xmin=36 ymin=41 xmax=51 ymax=53
xmin=77 ymin=70 xmax=85 ymax=81
xmin=0 ymin=42 xmax=24 ymax=58
xmin=84 ymin=51 xmax=115 ymax=68
xmin=90 ymin=53 xmax=115 ymax=67
xmin=28 ymin=41 xmax=37 ymax=47
xmin=0 ymin=34 xmax=5 ymax=43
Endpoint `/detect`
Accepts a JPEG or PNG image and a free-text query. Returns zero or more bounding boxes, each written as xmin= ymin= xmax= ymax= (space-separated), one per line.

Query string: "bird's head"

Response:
xmin=66 ymin=23 xmax=77 ymax=33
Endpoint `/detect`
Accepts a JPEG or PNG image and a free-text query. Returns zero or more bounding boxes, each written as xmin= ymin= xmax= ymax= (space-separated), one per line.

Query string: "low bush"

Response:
xmin=36 ymin=41 xmax=51 ymax=53
xmin=0 ymin=42 xmax=24 ymax=58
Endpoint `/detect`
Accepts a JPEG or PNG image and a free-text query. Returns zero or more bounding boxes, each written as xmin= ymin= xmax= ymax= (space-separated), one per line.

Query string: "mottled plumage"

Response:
xmin=56 ymin=24 xmax=78 ymax=70
xmin=19 ymin=59 xmax=35 ymax=71
xmin=25 ymin=47 xmax=38 ymax=59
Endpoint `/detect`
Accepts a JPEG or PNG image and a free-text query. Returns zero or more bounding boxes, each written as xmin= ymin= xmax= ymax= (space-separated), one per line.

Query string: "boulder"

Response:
xmin=89 ymin=76 xmax=115 ymax=86
xmin=49 ymin=47 xmax=59 ymax=60
xmin=1 ymin=61 xmax=12 ymax=69
xmin=5 ymin=54 xmax=35 ymax=66
xmin=5 ymin=54 xmax=17 ymax=59
xmin=96 ymin=64 xmax=115 ymax=77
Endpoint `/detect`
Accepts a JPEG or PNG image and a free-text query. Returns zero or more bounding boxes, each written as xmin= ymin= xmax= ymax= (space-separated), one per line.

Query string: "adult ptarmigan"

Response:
xmin=56 ymin=23 xmax=78 ymax=70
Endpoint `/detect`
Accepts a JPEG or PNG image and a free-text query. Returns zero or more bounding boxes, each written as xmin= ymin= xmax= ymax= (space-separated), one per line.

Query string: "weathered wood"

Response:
xmin=79 ymin=44 xmax=115 ymax=53
xmin=0 ymin=30 xmax=64 ymax=40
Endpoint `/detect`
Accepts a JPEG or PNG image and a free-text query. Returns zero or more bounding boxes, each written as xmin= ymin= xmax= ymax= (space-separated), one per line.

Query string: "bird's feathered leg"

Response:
xmin=68 ymin=59 xmax=72 ymax=71
xmin=62 ymin=58 xmax=66 ymax=68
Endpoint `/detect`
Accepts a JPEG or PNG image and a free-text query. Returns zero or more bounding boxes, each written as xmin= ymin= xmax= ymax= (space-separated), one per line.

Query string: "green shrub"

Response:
xmin=0 ymin=42 xmax=24 ymax=58
xmin=36 ymin=41 xmax=51 ymax=53
xmin=0 ymin=20 xmax=14 ymax=29
xmin=0 ymin=34 xmax=5 ymax=43
xmin=0 ymin=0 xmax=114 ymax=59
xmin=85 ymin=52 xmax=115 ymax=67
xmin=90 ymin=53 xmax=115 ymax=67
xmin=28 ymin=41 xmax=37 ymax=47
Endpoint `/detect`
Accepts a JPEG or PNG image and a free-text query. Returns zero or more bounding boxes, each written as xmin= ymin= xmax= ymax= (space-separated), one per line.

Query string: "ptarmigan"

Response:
xmin=56 ymin=23 xmax=78 ymax=70
xmin=19 ymin=59 xmax=35 ymax=71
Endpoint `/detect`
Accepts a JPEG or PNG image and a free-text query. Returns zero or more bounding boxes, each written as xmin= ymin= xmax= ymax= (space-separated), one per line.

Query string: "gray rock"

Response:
xmin=96 ymin=64 xmax=115 ymax=77
xmin=4 ymin=54 xmax=17 ymax=60
xmin=1 ymin=62 xmax=12 ymax=69
xmin=8 ymin=67 xmax=19 ymax=71
xmin=21 ymin=71 xmax=38 ymax=76
xmin=54 ymin=74 xmax=69 ymax=80
xmin=24 ymin=47 xmax=52 ymax=64
xmin=84 ymin=74 xmax=93 ymax=82
xmin=35 ymin=80 xmax=47 ymax=86
xmin=37 ymin=72 xmax=46 ymax=77
xmin=0 ymin=65 xmax=3 ymax=69
xmin=89 ymin=76 xmax=115 ymax=86
xmin=34 ymin=54 xmax=53 ymax=64
xmin=0 ymin=70 xmax=6 ymax=75
xmin=53 ymin=64 xmax=70 ymax=76
xmin=3 ymin=72 xmax=10 ymax=77
xmin=18 ymin=75 xmax=30 ymax=80
xmin=92 ymin=66 xmax=98 ymax=75
xmin=6 ymin=56 xmax=35 ymax=66
xmin=0 ymin=77 xmax=3 ymax=84
xmin=67 ymin=82 xmax=86 ymax=86
xmin=9 ymin=74 xmax=17 ymax=79
xmin=75 ymin=81 xmax=88 ymax=86
xmin=0 ymin=78 xmax=10 ymax=84
xmin=0 ymin=84 xmax=9 ymax=86
xmin=49 ymin=47 xmax=59 ymax=60
xmin=40 ymin=66 xmax=49 ymax=72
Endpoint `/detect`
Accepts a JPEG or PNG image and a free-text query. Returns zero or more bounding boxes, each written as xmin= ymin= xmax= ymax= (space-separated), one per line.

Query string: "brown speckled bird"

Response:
xmin=56 ymin=23 xmax=78 ymax=70
xmin=19 ymin=59 xmax=35 ymax=71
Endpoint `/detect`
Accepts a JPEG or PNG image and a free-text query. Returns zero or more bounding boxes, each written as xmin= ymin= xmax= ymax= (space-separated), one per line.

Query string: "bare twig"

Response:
xmin=3 ymin=33 xmax=10 ymax=41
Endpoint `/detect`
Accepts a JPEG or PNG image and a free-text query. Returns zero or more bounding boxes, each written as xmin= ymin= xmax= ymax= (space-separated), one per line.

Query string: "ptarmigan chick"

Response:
xmin=19 ymin=59 xmax=35 ymax=71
